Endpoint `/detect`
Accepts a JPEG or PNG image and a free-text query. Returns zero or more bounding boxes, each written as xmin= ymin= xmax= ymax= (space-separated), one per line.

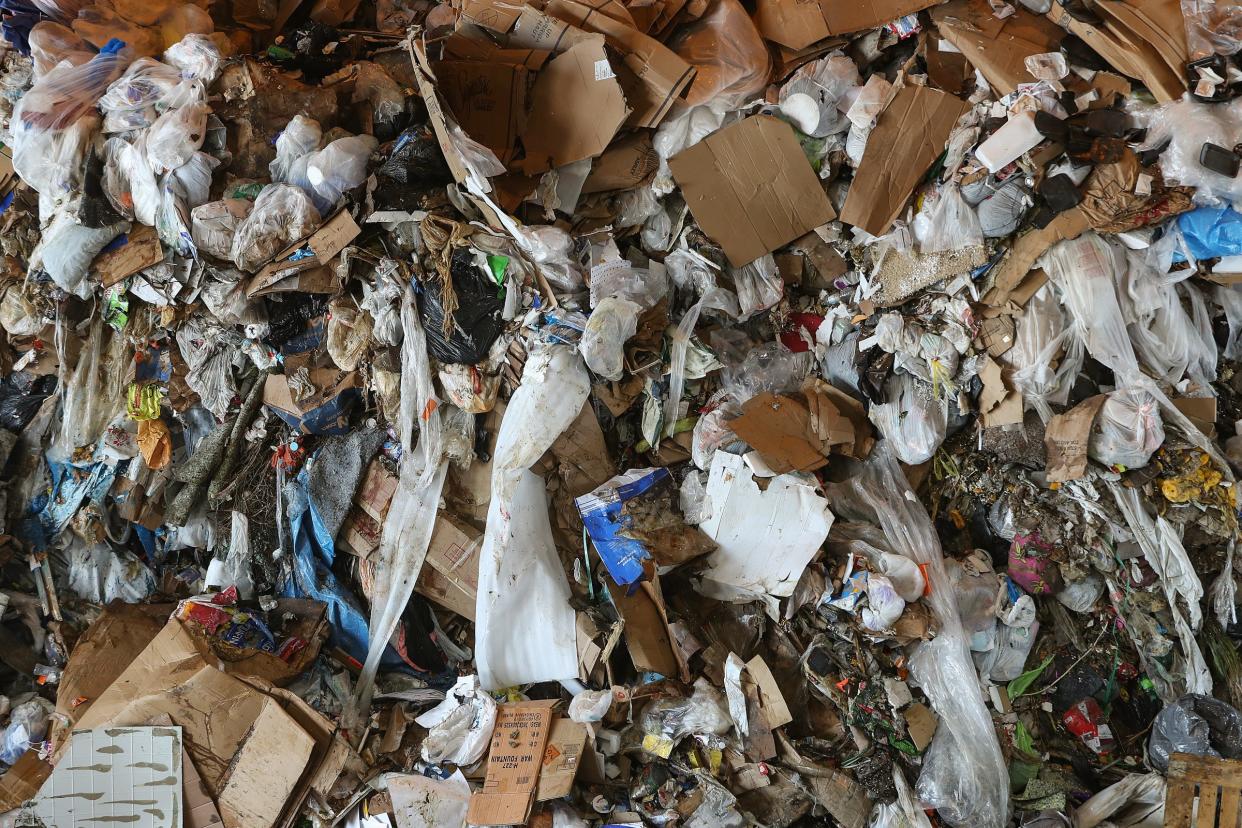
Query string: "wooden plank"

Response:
xmin=1167 ymin=781 xmax=1198 ymax=828
xmin=1197 ymin=784 xmax=1219 ymax=828
xmin=1217 ymin=786 xmax=1241 ymax=828
xmin=1170 ymin=754 xmax=1242 ymax=789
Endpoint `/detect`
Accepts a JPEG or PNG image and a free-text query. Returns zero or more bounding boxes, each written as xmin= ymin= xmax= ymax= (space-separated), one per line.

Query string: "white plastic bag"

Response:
xmin=414 ymin=675 xmax=497 ymax=766
xmin=146 ymin=91 xmax=209 ymax=173
xmin=271 ymin=115 xmax=323 ymax=183
xmin=917 ymin=183 xmax=984 ymax=254
xmin=190 ymin=198 xmax=251 ymax=260
xmin=31 ymin=213 xmax=128 ymax=298
xmin=1003 ymin=284 xmax=1083 ymax=422
xmin=29 ymin=21 xmax=91 ymax=77
xmin=777 ymin=52 xmax=860 ymax=138
xmin=304 ymin=134 xmax=378 ymax=213
xmin=1072 ymin=773 xmax=1165 ymax=828
xmin=731 ymin=254 xmax=782 ymax=320
xmin=475 ymin=345 xmax=591 ymax=690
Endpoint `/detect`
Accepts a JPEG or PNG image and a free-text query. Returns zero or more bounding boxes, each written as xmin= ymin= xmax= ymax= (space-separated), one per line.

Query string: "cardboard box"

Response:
xmin=72 ymin=619 xmax=317 ymax=828
xmin=435 ymin=59 xmax=530 ymax=165
xmin=840 ymin=85 xmax=971 ymax=237
xmin=467 ymin=700 xmax=557 ymax=826
xmin=670 ymin=115 xmax=835 ymax=267
xmin=417 ymin=512 xmax=483 ymax=620
xmin=245 ymin=210 xmax=359 ymax=297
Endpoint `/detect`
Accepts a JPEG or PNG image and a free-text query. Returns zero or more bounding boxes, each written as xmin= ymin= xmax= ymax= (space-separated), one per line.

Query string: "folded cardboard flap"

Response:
xmin=670 ymin=114 xmax=836 ymax=267
xmin=435 ymin=59 xmax=530 ymax=164
xmin=536 ymin=718 xmax=589 ymax=801
xmin=71 ymin=619 xmax=316 ymax=828
xmin=840 ymin=84 xmax=971 ymax=237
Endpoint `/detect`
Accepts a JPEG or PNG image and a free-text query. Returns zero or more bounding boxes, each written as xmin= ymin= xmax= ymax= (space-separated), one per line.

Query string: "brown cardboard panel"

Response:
xmin=983 ymin=207 xmax=1089 ymax=307
xmin=670 ymin=115 xmax=835 ymax=267
xmin=606 ymin=576 xmax=687 ymax=680
xmin=246 ymin=210 xmax=359 ymax=297
xmin=931 ymin=0 xmax=1065 ymax=95
xmin=417 ymin=512 xmax=483 ymax=619
xmin=94 ymin=224 xmax=164 ymax=288
xmin=435 ymin=59 xmax=530 ymax=164
xmin=517 ymin=36 xmax=630 ymax=174
xmin=72 ymin=620 xmax=316 ymax=828
xmin=753 ymin=0 xmax=830 ymax=51
xmin=467 ymin=701 xmax=557 ymax=826
xmin=536 ymin=718 xmax=589 ymax=800
xmin=582 ymin=132 xmax=659 ymax=194
xmin=544 ymin=0 xmax=696 ymax=128
xmin=840 ymin=85 xmax=970 ymax=237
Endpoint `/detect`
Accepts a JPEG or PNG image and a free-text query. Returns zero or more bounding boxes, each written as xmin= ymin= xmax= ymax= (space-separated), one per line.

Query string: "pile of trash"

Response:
xmin=5 ymin=0 xmax=1242 ymax=824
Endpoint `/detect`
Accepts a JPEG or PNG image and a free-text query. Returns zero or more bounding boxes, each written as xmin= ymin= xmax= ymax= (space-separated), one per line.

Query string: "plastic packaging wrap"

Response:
xmin=581 ymin=296 xmax=641 ymax=381
xmin=667 ymin=0 xmax=770 ymax=110
xmin=230 ymin=183 xmax=322 ymax=273
xmin=1120 ymin=252 xmax=1217 ymax=386
xmin=1182 ymin=0 xmax=1242 ymax=58
xmin=1148 ymin=693 xmax=1242 ymax=772
xmin=777 ymin=53 xmax=860 ymax=138
xmin=304 ymin=134 xmax=378 ymax=214
xmin=868 ymin=373 xmax=948 ymax=464
xmin=1089 ymin=388 xmax=1164 ymax=469
xmin=271 ymin=115 xmax=323 ymax=183
xmin=1220 ymin=284 xmax=1242 ymax=360
xmin=1137 ymin=98 xmax=1242 ymax=204
xmin=1073 ymin=773 xmax=1165 ymax=828
xmin=828 ymin=448 xmax=1009 ymax=828
xmin=918 ymin=183 xmax=984 ymax=253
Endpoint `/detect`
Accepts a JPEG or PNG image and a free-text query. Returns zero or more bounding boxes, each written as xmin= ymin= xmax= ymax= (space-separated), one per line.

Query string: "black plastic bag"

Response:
xmin=417 ymin=247 xmax=504 ymax=365
xmin=1148 ymin=693 xmax=1242 ymax=772
xmin=0 ymin=371 xmax=57 ymax=432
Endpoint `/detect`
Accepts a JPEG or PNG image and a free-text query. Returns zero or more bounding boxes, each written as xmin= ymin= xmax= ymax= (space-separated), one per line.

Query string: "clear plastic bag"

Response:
xmin=1004 ymin=284 xmax=1084 ymax=422
xmin=581 ymin=296 xmax=641 ymax=381
xmin=230 ymin=183 xmax=322 ymax=273
xmin=868 ymin=373 xmax=948 ymax=464
xmin=640 ymin=679 xmax=732 ymax=748
xmin=99 ymin=57 xmax=183 ymax=132
xmin=28 ymin=21 xmax=90 ymax=77
xmin=1182 ymin=0 xmax=1242 ymax=59
xmin=271 ymin=115 xmax=323 ymax=183
xmin=1137 ymin=98 xmax=1242 ymax=204
xmin=917 ymin=183 xmax=984 ymax=254
xmin=325 ymin=296 xmax=374 ymax=372
xmin=828 ymin=447 xmax=1009 ymax=828
xmin=0 ymin=700 xmax=51 ymax=766
xmin=108 ymin=133 xmax=161 ymax=225
xmin=157 ymin=151 xmax=218 ymax=256
xmin=414 ymin=675 xmax=497 ymax=766
xmin=777 ymin=53 xmax=860 ymax=138
xmin=304 ymin=134 xmax=378 ymax=214
xmin=351 ymin=62 xmax=405 ymax=140
xmin=1219 ymin=284 xmax=1242 ymax=360
xmin=11 ymin=41 xmax=129 ymax=197
xmin=666 ymin=0 xmax=770 ymax=111
xmin=73 ymin=8 xmax=163 ymax=55
xmin=652 ymin=103 xmax=728 ymax=196
xmin=1120 ymin=251 xmax=1217 ymax=387
xmin=163 ymin=32 xmax=221 ymax=81
xmin=1089 ymin=388 xmax=1165 ymax=470
xmin=1073 ymin=773 xmax=1165 ymax=828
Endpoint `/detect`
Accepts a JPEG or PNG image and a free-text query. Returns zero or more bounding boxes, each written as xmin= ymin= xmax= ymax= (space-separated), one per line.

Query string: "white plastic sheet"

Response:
xmin=475 ymin=345 xmax=591 ymax=690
